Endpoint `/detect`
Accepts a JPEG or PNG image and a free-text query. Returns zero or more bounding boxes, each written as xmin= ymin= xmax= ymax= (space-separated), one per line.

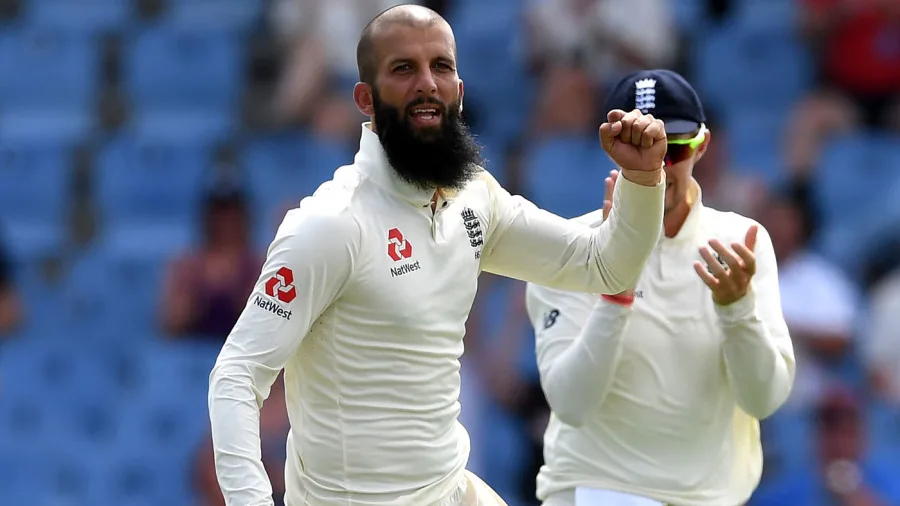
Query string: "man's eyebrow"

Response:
xmin=386 ymin=55 xmax=456 ymax=67
xmin=387 ymin=57 xmax=413 ymax=67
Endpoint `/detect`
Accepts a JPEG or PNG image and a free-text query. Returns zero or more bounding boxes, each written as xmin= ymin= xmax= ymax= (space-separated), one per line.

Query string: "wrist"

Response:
xmin=601 ymin=293 xmax=635 ymax=307
xmin=714 ymin=288 xmax=756 ymax=323
xmin=619 ymin=165 xmax=664 ymax=187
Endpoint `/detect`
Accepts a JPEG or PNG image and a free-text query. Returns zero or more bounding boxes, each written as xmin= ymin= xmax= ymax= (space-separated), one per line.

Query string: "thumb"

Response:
xmin=745 ymin=225 xmax=758 ymax=251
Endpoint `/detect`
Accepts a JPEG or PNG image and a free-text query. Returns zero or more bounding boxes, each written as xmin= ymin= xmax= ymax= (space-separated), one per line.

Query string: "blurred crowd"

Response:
xmin=0 ymin=0 xmax=899 ymax=505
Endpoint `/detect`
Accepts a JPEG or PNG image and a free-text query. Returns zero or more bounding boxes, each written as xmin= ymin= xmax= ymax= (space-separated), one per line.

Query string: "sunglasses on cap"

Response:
xmin=665 ymin=124 xmax=707 ymax=166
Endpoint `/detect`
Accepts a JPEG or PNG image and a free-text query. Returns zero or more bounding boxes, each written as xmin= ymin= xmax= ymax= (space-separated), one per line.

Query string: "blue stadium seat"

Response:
xmin=693 ymin=17 xmax=812 ymax=115
xmin=98 ymin=440 xmax=196 ymax=505
xmin=131 ymin=341 xmax=218 ymax=412
xmin=0 ymin=28 xmax=99 ymax=108
xmin=762 ymin=408 xmax=813 ymax=471
xmin=0 ymin=387 xmax=58 ymax=449
xmin=813 ymin=132 xmax=900 ymax=272
xmin=242 ymin=132 xmax=353 ymax=247
xmin=0 ymin=28 xmax=98 ymax=143
xmin=723 ymin=110 xmax=785 ymax=184
xmin=522 ymin=135 xmax=608 ymax=219
xmin=59 ymin=247 xmax=166 ymax=342
xmin=0 ymin=142 xmax=70 ymax=260
xmin=451 ymin=0 xmax=532 ymax=143
xmin=167 ymin=0 xmax=262 ymax=33
xmin=25 ymin=0 xmax=133 ymax=34
xmin=13 ymin=443 xmax=112 ymax=505
xmin=124 ymin=26 xmax=243 ymax=143
xmin=670 ymin=0 xmax=707 ymax=32
xmin=95 ymin=134 xmax=212 ymax=260
xmin=0 ymin=340 xmax=124 ymax=453
xmin=734 ymin=0 xmax=798 ymax=29
xmin=479 ymin=402 xmax=529 ymax=504
xmin=867 ymin=402 xmax=900 ymax=465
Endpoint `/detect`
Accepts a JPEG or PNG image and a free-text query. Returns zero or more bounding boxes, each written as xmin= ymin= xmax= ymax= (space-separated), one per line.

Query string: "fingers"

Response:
xmin=745 ymin=225 xmax=758 ymax=251
xmin=732 ymin=242 xmax=757 ymax=276
xmin=613 ymin=109 xmax=664 ymax=148
xmin=630 ymin=115 xmax=653 ymax=148
xmin=699 ymin=246 xmax=729 ymax=280
xmin=602 ymin=171 xmax=615 ymax=220
xmin=598 ymin=123 xmax=622 ymax=152
xmin=605 ymin=170 xmax=616 ymax=200
xmin=693 ymin=261 xmax=719 ymax=288
xmin=618 ymin=110 xmax=635 ymax=145
xmin=644 ymin=118 xmax=666 ymax=143
xmin=607 ymin=109 xmax=626 ymax=123
xmin=708 ymin=239 xmax=744 ymax=271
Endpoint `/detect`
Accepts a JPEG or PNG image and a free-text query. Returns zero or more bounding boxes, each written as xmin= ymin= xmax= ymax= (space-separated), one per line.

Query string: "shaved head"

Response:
xmin=357 ymin=4 xmax=455 ymax=85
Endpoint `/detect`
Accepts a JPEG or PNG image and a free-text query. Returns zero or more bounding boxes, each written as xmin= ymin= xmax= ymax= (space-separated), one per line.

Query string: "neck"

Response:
xmin=663 ymin=198 xmax=692 ymax=238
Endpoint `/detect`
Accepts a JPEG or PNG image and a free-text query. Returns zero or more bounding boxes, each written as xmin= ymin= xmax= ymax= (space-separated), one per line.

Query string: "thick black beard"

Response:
xmin=372 ymin=89 xmax=483 ymax=191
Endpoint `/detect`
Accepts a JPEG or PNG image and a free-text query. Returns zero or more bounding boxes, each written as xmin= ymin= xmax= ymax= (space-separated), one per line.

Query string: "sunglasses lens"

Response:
xmin=665 ymin=144 xmax=693 ymax=165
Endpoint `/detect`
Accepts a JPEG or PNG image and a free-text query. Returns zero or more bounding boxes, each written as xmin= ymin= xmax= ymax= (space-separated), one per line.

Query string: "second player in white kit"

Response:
xmin=207 ymin=6 xmax=670 ymax=506
xmin=526 ymin=70 xmax=796 ymax=506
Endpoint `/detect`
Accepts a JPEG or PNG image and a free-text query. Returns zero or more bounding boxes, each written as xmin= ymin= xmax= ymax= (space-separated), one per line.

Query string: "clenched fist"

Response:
xmin=599 ymin=109 xmax=666 ymax=186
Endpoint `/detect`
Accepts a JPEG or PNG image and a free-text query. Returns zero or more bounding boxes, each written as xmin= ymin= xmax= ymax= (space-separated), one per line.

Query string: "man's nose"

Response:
xmin=414 ymin=69 xmax=438 ymax=95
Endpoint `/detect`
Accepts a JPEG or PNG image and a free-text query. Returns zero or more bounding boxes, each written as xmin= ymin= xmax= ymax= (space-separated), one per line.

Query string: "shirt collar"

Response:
xmin=355 ymin=122 xmax=444 ymax=208
xmin=662 ymin=178 xmax=704 ymax=244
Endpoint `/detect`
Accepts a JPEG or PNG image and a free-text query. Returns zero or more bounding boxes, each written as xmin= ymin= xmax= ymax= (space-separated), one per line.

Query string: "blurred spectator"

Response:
xmin=786 ymin=0 xmax=900 ymax=179
xmin=757 ymin=189 xmax=861 ymax=410
xmin=691 ymin=113 xmax=768 ymax=217
xmin=751 ymin=387 xmax=900 ymax=505
xmin=266 ymin=0 xmax=416 ymax=139
xmin=525 ymin=0 xmax=677 ymax=86
xmin=863 ymin=253 xmax=900 ymax=403
xmin=530 ymin=64 xmax=598 ymax=138
xmin=194 ymin=374 xmax=290 ymax=506
xmin=159 ymin=188 xmax=262 ymax=340
xmin=0 ymin=233 xmax=22 ymax=335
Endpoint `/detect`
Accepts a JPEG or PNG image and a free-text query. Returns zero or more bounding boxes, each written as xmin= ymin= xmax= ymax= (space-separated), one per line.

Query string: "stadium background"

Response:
xmin=0 ymin=0 xmax=899 ymax=504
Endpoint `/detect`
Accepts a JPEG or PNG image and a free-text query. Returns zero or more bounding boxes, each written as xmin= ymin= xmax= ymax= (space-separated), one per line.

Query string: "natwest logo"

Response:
xmin=264 ymin=266 xmax=297 ymax=303
xmin=387 ymin=228 xmax=413 ymax=261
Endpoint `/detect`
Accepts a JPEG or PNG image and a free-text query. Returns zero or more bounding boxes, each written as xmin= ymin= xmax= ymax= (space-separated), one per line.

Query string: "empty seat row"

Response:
xmin=16 ymin=0 xmax=261 ymax=34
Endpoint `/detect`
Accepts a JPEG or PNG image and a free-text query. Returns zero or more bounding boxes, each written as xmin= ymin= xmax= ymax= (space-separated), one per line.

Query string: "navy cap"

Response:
xmin=604 ymin=69 xmax=706 ymax=135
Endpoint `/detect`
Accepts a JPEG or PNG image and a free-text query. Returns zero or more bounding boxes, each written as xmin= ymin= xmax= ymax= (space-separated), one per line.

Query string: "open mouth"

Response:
xmin=409 ymin=105 xmax=442 ymax=127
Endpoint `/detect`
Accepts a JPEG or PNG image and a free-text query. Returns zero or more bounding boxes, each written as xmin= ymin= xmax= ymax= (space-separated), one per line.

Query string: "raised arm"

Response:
xmin=480 ymin=109 xmax=666 ymax=294
xmin=208 ymin=206 xmax=359 ymax=506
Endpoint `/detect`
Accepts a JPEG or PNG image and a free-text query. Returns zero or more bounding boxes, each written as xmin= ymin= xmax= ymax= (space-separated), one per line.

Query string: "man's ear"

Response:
xmin=458 ymin=79 xmax=464 ymax=114
xmin=354 ymin=82 xmax=375 ymax=117
xmin=694 ymin=130 xmax=712 ymax=162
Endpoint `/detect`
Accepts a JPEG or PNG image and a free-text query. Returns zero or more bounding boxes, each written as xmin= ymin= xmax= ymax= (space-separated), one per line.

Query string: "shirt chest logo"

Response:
xmin=387 ymin=228 xmax=421 ymax=277
xmin=460 ymin=207 xmax=483 ymax=259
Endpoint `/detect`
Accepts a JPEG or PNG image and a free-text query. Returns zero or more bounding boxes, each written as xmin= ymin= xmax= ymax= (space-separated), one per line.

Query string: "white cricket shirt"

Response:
xmin=208 ymin=123 xmax=665 ymax=506
xmin=526 ymin=184 xmax=795 ymax=506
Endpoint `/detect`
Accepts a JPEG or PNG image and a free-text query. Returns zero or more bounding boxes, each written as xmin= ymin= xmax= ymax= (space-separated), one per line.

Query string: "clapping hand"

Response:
xmin=693 ymin=226 xmax=758 ymax=306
